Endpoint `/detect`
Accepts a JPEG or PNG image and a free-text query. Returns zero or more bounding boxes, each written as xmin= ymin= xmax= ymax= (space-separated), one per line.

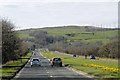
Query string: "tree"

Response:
xmin=2 ymin=19 xmax=20 ymax=64
xmin=98 ymin=40 xmax=119 ymax=58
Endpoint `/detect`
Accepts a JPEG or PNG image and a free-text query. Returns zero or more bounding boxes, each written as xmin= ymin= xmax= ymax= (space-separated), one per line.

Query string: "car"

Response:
xmin=50 ymin=58 xmax=62 ymax=67
xmin=73 ymin=54 xmax=76 ymax=57
xmin=90 ymin=55 xmax=96 ymax=59
xmin=31 ymin=58 xmax=41 ymax=67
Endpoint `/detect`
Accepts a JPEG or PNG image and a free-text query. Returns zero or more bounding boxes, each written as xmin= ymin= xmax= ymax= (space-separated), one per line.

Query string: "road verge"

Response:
xmin=1 ymin=52 xmax=32 ymax=80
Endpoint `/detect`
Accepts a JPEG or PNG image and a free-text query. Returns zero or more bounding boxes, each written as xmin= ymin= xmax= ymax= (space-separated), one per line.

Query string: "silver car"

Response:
xmin=31 ymin=58 xmax=41 ymax=67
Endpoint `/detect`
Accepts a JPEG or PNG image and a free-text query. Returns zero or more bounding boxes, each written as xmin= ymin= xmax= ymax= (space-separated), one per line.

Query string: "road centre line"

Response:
xmin=50 ymin=75 xmax=53 ymax=77
xmin=47 ymin=72 xmax=49 ymax=73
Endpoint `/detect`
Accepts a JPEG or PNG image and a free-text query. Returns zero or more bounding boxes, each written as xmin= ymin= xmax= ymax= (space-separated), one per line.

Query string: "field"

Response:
xmin=41 ymin=28 xmax=118 ymax=44
xmin=17 ymin=26 xmax=119 ymax=44
xmin=16 ymin=30 xmax=34 ymax=39
xmin=41 ymin=51 xmax=119 ymax=78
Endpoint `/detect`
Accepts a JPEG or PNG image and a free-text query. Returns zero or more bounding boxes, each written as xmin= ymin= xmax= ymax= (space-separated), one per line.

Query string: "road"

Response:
xmin=12 ymin=50 xmax=95 ymax=80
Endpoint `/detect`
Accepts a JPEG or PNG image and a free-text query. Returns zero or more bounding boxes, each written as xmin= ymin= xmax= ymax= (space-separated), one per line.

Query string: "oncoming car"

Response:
xmin=50 ymin=58 xmax=62 ymax=67
xmin=31 ymin=58 xmax=41 ymax=67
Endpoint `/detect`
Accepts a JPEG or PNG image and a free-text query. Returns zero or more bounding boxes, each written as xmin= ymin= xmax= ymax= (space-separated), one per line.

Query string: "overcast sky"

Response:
xmin=0 ymin=0 xmax=119 ymax=30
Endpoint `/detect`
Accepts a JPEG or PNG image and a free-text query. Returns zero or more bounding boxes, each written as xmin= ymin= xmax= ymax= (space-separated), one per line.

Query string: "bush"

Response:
xmin=98 ymin=40 xmax=119 ymax=58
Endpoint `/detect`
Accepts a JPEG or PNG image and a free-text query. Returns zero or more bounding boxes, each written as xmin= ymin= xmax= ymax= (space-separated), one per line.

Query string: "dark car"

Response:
xmin=73 ymin=54 xmax=76 ymax=57
xmin=50 ymin=58 xmax=62 ymax=67
xmin=90 ymin=55 xmax=96 ymax=59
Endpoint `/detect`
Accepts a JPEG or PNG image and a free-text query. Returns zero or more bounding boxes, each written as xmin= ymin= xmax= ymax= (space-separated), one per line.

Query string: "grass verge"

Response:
xmin=0 ymin=52 xmax=32 ymax=79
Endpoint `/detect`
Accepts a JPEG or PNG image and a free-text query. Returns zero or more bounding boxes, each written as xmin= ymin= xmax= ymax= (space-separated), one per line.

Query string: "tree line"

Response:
xmin=48 ymin=40 xmax=119 ymax=59
xmin=29 ymin=30 xmax=66 ymax=48
xmin=1 ymin=19 xmax=32 ymax=64
xmin=27 ymin=28 xmax=119 ymax=59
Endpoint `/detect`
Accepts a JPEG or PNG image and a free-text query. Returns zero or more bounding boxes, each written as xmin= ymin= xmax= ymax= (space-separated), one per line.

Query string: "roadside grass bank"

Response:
xmin=0 ymin=52 xmax=32 ymax=80
xmin=52 ymin=51 xmax=118 ymax=63
xmin=41 ymin=52 xmax=119 ymax=79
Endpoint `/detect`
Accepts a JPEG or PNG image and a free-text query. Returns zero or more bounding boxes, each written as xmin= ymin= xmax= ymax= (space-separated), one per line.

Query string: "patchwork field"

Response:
xmin=17 ymin=26 xmax=119 ymax=44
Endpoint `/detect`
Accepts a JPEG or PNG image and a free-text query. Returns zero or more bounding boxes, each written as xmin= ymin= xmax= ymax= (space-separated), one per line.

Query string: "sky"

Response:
xmin=0 ymin=0 xmax=119 ymax=30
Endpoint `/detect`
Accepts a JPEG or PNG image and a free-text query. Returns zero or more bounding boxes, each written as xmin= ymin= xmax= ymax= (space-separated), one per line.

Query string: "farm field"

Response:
xmin=16 ymin=30 xmax=34 ymax=39
xmin=17 ymin=26 xmax=119 ymax=44
xmin=42 ymin=28 xmax=118 ymax=44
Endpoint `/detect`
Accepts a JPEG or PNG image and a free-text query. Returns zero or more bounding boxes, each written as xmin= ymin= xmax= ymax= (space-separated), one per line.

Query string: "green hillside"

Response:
xmin=17 ymin=26 xmax=119 ymax=44
xmin=16 ymin=26 xmax=119 ymax=58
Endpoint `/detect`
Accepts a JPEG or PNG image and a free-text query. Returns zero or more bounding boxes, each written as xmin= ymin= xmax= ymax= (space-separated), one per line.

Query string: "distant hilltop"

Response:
xmin=17 ymin=25 xmax=119 ymax=31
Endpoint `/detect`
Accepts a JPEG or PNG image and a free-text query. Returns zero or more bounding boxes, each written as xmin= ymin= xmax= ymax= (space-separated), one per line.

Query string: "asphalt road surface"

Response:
xmin=12 ymin=50 xmax=95 ymax=80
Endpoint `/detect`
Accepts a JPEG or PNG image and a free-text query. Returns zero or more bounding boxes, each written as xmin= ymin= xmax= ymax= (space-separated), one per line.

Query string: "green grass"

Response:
xmin=70 ymin=30 xmax=118 ymax=44
xmin=17 ymin=33 xmax=34 ymax=39
xmin=4 ymin=52 xmax=32 ymax=66
xmin=41 ymin=27 xmax=85 ymax=36
xmin=17 ymin=27 xmax=119 ymax=45
xmin=1 ymin=52 xmax=32 ymax=78
xmin=41 ymin=52 xmax=119 ymax=78
xmin=17 ymin=33 xmax=29 ymax=39
xmin=41 ymin=28 xmax=118 ymax=44
xmin=74 ymin=30 xmax=118 ymax=39
xmin=22 ymin=52 xmax=33 ymax=58
xmin=2 ymin=68 xmax=17 ymax=73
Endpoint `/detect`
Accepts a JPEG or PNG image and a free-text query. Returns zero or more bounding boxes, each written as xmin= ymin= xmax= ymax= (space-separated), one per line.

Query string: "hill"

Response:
xmin=16 ymin=26 xmax=119 ymax=58
xmin=17 ymin=26 xmax=118 ymax=44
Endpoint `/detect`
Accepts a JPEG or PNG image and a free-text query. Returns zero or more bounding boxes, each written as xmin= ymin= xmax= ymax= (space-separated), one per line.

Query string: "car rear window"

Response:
xmin=54 ymin=58 xmax=61 ymax=61
xmin=33 ymin=59 xmax=39 ymax=61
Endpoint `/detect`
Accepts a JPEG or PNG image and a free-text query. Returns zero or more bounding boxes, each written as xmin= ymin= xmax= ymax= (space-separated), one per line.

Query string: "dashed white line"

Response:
xmin=47 ymin=72 xmax=49 ymax=73
xmin=50 ymin=75 xmax=53 ymax=77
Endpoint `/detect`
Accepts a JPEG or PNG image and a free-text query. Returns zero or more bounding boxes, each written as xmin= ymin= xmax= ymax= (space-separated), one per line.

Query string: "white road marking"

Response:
xmin=39 ymin=52 xmax=50 ymax=61
xmin=47 ymin=72 xmax=49 ymax=73
xmin=39 ymin=50 xmax=92 ymax=78
xmin=50 ymin=75 xmax=53 ymax=77
xmin=65 ymin=67 xmax=93 ymax=78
